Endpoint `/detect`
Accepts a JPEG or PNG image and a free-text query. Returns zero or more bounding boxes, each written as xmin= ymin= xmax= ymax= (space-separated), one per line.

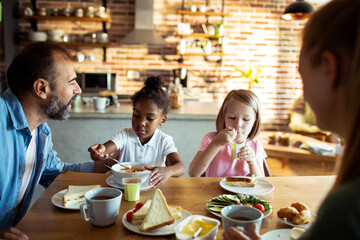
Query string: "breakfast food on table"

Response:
xmin=139 ymin=189 xmax=175 ymax=232
xmin=62 ymin=184 xmax=101 ymax=206
xmin=207 ymin=193 xmax=270 ymax=215
xmin=290 ymin=227 xmax=306 ymax=240
xmin=131 ymin=199 xmax=182 ymax=225
xmin=292 ymin=210 xmax=311 ymax=225
xmin=180 ymin=218 xmax=216 ymax=237
xmin=120 ymin=167 xmax=143 ymax=173
xmin=277 ymin=202 xmax=311 ymax=225
xmin=291 ymin=202 xmax=310 ymax=212
xmin=277 ymin=206 xmax=299 ymax=220
xmin=225 ymin=176 xmax=256 ymax=187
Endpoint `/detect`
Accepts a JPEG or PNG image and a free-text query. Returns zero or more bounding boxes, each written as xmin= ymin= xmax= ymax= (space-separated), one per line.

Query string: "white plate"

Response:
xmin=262 ymin=229 xmax=291 ymax=240
xmin=206 ymin=203 xmax=272 ymax=219
xmin=106 ymin=175 xmax=154 ymax=190
xmin=51 ymin=189 xmax=83 ymax=210
xmin=220 ymin=178 xmax=274 ymax=195
xmin=122 ymin=208 xmax=191 ymax=236
xmin=278 ymin=214 xmax=315 ymax=229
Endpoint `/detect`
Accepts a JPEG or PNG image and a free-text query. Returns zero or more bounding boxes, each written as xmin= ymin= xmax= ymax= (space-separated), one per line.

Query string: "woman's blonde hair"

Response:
xmin=216 ymin=89 xmax=261 ymax=140
xmin=302 ymin=0 xmax=360 ymax=187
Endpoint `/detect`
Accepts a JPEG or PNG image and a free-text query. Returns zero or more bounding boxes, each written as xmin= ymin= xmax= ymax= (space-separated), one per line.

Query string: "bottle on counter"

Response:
xmin=168 ymin=78 xmax=184 ymax=109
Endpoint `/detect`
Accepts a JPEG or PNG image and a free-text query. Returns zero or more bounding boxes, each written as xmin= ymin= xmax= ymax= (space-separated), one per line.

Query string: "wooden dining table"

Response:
xmin=17 ymin=172 xmax=335 ymax=239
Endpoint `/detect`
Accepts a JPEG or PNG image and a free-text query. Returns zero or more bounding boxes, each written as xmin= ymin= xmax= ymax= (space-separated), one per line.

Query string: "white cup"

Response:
xmin=93 ymin=97 xmax=110 ymax=110
xmin=80 ymin=187 xmax=122 ymax=227
xmin=221 ymin=205 xmax=263 ymax=238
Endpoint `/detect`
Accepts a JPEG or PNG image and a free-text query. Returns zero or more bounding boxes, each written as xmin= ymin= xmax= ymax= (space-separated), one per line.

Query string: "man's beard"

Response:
xmin=45 ymin=92 xmax=78 ymax=121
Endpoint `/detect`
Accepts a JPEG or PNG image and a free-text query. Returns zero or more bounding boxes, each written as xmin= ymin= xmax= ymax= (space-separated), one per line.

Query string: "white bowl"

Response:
xmin=47 ymin=29 xmax=64 ymax=37
xmin=111 ymin=162 xmax=149 ymax=184
xmin=175 ymin=215 xmax=220 ymax=240
xmin=28 ymin=31 xmax=47 ymax=42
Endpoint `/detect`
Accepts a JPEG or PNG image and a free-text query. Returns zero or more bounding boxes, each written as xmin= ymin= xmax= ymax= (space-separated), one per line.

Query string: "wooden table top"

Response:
xmin=17 ymin=172 xmax=335 ymax=239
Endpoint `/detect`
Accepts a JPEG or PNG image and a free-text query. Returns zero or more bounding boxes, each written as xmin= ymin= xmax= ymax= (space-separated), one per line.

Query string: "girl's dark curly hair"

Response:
xmin=131 ymin=76 xmax=169 ymax=114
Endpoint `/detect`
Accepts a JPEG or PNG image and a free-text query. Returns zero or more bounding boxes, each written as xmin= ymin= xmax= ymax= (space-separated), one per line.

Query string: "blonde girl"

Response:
xmin=189 ymin=89 xmax=268 ymax=177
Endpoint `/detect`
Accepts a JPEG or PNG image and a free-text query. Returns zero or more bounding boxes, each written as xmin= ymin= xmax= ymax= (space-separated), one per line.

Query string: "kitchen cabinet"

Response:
xmin=176 ymin=0 xmax=228 ymax=63
xmin=21 ymin=1 xmax=112 ymax=61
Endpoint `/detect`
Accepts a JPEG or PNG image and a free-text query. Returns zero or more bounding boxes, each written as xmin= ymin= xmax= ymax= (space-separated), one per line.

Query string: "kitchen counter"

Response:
xmin=71 ymin=100 xmax=221 ymax=120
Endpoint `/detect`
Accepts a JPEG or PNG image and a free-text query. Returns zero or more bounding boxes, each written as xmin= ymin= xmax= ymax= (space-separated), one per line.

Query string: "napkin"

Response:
xmin=299 ymin=141 xmax=335 ymax=155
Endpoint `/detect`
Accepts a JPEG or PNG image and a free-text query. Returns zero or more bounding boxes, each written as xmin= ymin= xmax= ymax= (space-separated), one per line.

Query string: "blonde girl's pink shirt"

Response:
xmin=198 ymin=132 xmax=267 ymax=177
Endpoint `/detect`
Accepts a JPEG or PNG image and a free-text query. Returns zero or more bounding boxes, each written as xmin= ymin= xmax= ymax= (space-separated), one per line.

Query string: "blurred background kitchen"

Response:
xmin=0 ymin=0 xmax=336 ymax=178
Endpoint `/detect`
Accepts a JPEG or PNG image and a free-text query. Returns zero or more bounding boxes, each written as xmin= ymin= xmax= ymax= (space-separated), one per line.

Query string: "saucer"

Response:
xmin=106 ymin=175 xmax=153 ymax=190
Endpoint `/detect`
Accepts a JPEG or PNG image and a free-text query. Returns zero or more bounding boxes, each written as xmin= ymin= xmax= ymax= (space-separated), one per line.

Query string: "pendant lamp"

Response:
xmin=281 ymin=0 xmax=314 ymax=21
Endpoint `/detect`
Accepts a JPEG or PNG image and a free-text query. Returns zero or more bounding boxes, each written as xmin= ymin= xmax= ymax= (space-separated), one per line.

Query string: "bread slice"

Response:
xmin=225 ymin=176 xmax=256 ymax=187
xmin=139 ymin=189 xmax=175 ymax=232
xmin=132 ymin=200 xmax=152 ymax=224
xmin=62 ymin=185 xmax=101 ymax=206
xmin=131 ymin=199 xmax=182 ymax=225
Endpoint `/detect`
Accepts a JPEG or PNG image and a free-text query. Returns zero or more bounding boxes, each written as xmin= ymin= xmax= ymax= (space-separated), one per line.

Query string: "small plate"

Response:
xmin=278 ymin=214 xmax=315 ymax=229
xmin=51 ymin=189 xmax=83 ymax=210
xmin=262 ymin=229 xmax=291 ymax=240
xmin=220 ymin=178 xmax=274 ymax=195
xmin=106 ymin=175 xmax=154 ymax=190
xmin=122 ymin=208 xmax=191 ymax=236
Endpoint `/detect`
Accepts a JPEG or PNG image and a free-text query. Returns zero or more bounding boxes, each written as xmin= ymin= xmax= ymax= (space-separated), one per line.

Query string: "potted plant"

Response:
xmin=233 ymin=61 xmax=262 ymax=90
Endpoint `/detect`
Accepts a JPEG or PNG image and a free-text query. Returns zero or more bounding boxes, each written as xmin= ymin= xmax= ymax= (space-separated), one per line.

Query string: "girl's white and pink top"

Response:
xmin=198 ymin=132 xmax=267 ymax=177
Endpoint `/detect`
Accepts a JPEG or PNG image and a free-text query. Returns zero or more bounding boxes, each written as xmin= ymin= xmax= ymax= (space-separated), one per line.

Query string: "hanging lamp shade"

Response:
xmin=281 ymin=0 xmax=314 ymax=21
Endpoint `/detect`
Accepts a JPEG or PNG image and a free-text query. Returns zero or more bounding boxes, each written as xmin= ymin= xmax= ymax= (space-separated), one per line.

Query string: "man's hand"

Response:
xmin=0 ymin=227 xmax=28 ymax=240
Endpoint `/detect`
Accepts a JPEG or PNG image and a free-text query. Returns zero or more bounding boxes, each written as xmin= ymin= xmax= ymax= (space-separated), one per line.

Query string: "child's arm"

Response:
xmin=189 ymin=128 xmax=237 ymax=177
xmin=88 ymin=140 xmax=117 ymax=161
xmin=90 ymin=141 xmax=119 ymax=173
xmin=238 ymin=146 xmax=265 ymax=177
xmin=144 ymin=152 xmax=185 ymax=187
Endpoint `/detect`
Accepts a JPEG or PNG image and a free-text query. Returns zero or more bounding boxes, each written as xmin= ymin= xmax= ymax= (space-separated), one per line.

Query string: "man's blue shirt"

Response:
xmin=0 ymin=89 xmax=94 ymax=228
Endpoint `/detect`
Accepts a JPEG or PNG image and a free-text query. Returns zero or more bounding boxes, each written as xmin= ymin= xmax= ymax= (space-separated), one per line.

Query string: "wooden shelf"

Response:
xmin=177 ymin=51 xmax=225 ymax=56
xmin=178 ymin=33 xmax=223 ymax=39
xmin=23 ymin=15 xmax=112 ymax=23
xmin=25 ymin=41 xmax=115 ymax=48
xmin=178 ymin=10 xmax=229 ymax=17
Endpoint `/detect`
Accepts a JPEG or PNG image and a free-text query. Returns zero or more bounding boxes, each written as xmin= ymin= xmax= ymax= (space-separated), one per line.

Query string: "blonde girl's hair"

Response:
xmin=216 ymin=89 xmax=261 ymax=140
xmin=302 ymin=0 xmax=360 ymax=187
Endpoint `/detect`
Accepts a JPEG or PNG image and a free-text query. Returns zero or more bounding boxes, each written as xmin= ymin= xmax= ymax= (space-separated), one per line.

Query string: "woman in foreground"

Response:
xmin=224 ymin=0 xmax=360 ymax=239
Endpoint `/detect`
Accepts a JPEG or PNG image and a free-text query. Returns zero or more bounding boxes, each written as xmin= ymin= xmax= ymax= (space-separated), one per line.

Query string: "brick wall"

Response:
xmin=16 ymin=0 xmax=323 ymax=131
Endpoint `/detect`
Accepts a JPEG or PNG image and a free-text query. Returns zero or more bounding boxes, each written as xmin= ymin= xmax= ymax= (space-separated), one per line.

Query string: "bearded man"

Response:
xmin=0 ymin=43 xmax=108 ymax=239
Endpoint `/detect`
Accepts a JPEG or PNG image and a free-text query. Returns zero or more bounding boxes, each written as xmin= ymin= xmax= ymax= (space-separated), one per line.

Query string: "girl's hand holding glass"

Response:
xmin=237 ymin=146 xmax=256 ymax=164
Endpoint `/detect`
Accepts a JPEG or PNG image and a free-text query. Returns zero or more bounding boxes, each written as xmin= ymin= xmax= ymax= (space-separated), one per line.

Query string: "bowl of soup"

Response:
xmin=111 ymin=162 xmax=149 ymax=184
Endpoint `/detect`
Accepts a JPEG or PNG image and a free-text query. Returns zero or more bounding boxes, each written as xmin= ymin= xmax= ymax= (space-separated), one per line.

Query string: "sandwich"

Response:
xmin=225 ymin=176 xmax=256 ymax=187
xmin=62 ymin=185 xmax=101 ymax=206
xmin=139 ymin=189 xmax=175 ymax=232
xmin=131 ymin=199 xmax=182 ymax=225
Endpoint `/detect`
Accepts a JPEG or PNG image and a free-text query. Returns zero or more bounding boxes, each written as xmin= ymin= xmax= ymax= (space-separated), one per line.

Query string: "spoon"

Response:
xmin=106 ymin=156 xmax=131 ymax=169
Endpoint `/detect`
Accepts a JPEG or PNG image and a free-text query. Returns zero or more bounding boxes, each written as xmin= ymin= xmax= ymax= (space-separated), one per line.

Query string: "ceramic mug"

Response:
xmin=221 ymin=205 xmax=263 ymax=238
xmin=93 ymin=97 xmax=110 ymax=110
xmin=80 ymin=187 xmax=122 ymax=227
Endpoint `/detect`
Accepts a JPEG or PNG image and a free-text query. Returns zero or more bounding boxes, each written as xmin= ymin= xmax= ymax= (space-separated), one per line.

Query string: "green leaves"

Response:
xmin=233 ymin=61 xmax=263 ymax=90
xmin=206 ymin=193 xmax=270 ymax=213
